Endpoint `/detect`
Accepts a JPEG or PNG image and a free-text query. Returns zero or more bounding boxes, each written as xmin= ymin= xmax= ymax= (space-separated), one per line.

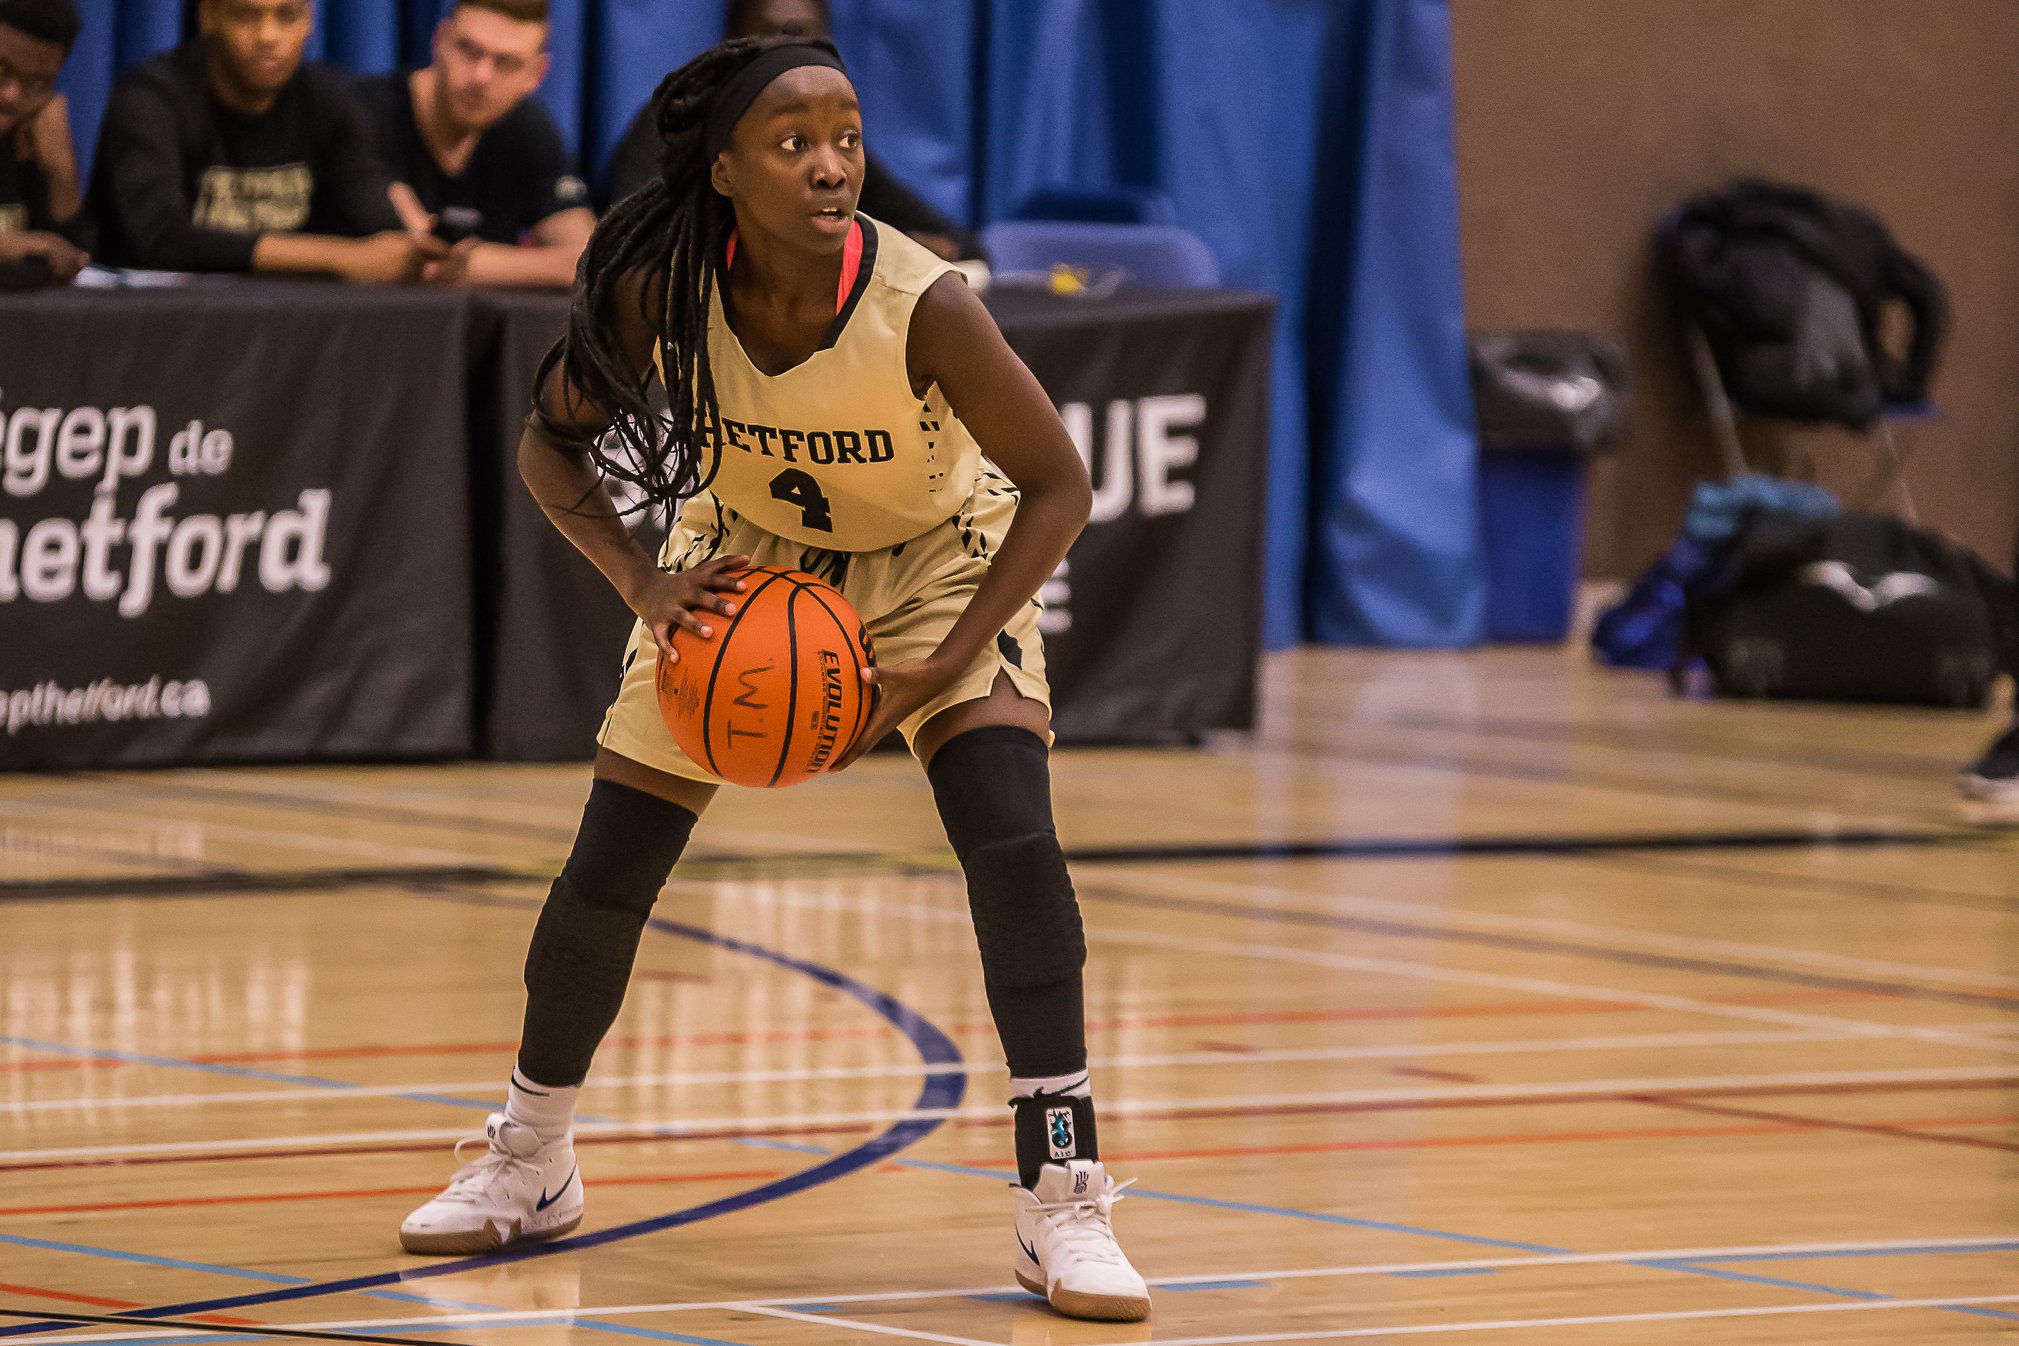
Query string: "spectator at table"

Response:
xmin=0 ymin=0 xmax=88 ymax=281
xmin=601 ymin=0 xmax=984 ymax=262
xmin=88 ymin=0 xmax=453 ymax=281
xmin=356 ymin=0 xmax=593 ymax=289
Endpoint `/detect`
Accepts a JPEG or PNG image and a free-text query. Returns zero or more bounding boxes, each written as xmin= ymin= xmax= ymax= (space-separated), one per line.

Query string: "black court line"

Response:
xmin=1269 ymin=728 xmax=1979 ymax=831
xmin=1374 ymin=708 xmax=1972 ymax=785
xmin=0 ymin=828 xmax=1984 ymax=903
xmin=0 ymin=1306 xmax=443 ymax=1346
xmin=1063 ymin=827 xmax=1969 ymax=865
xmin=63 ymin=775 xmax=585 ymax=846
xmin=1072 ymin=882 xmax=2019 ymax=1011
xmin=0 ymin=865 xmax=524 ymax=902
xmin=1585 ymin=849 xmax=2019 ymax=918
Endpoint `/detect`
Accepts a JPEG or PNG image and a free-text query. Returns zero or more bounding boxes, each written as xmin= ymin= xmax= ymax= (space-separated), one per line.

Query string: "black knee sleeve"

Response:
xmin=963 ymin=832 xmax=1088 ymax=991
xmin=517 ymin=779 xmax=696 ymax=1087
xmin=927 ymin=727 xmax=1088 ymax=1078
xmin=926 ymin=725 xmax=1055 ymax=861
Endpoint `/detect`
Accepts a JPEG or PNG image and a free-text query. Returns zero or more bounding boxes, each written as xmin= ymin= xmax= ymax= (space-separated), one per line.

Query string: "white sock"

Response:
xmin=504 ymin=1068 xmax=580 ymax=1143
xmin=1010 ymin=1070 xmax=1092 ymax=1101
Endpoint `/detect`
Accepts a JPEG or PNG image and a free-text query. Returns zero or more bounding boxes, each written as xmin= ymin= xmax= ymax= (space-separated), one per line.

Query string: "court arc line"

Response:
xmin=0 ymin=908 xmax=966 ymax=1341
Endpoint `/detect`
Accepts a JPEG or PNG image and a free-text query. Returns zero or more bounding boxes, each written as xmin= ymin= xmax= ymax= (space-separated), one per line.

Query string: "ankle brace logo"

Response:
xmin=1046 ymin=1105 xmax=1075 ymax=1159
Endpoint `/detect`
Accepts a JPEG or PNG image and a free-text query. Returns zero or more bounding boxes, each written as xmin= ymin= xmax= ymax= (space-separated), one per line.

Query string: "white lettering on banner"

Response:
xmin=1060 ymin=393 xmax=1206 ymax=525
xmin=3 ymin=677 xmax=212 ymax=735
xmin=1137 ymin=393 xmax=1205 ymax=516
xmin=1052 ymin=393 xmax=1208 ymax=633
xmin=0 ymin=390 xmax=336 ymax=620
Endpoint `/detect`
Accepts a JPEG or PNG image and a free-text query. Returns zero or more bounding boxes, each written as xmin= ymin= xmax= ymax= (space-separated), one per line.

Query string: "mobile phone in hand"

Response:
xmin=434 ymin=206 xmax=484 ymax=246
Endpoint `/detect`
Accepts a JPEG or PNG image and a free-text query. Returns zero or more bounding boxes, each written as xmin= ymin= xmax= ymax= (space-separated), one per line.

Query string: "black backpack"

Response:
xmin=1680 ymin=513 xmax=2012 ymax=708
xmin=1663 ymin=180 xmax=1947 ymax=428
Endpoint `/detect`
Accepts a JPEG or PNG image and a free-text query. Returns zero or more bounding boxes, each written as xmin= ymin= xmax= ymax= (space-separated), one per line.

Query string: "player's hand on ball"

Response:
xmin=830 ymin=656 xmax=957 ymax=772
xmin=628 ymin=554 xmax=751 ymax=662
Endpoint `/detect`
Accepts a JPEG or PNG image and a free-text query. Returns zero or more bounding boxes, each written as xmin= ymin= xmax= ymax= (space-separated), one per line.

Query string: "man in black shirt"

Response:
xmin=602 ymin=0 xmax=984 ymax=262
xmin=88 ymin=0 xmax=451 ymax=280
xmin=0 ymin=0 xmax=87 ymax=281
xmin=357 ymin=0 xmax=593 ymax=289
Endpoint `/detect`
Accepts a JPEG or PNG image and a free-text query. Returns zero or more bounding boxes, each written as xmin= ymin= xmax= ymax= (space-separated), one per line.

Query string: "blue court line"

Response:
xmin=0 ymin=1034 xmax=497 ymax=1115
xmin=1638 ymin=1259 xmax=1891 ymax=1300
xmin=769 ymin=1151 xmax=2019 ymax=1321
xmin=0 ymin=907 xmax=962 ymax=1342
xmin=1164 ymin=1279 xmax=1272 ymax=1291
xmin=1693 ymin=1240 xmax=2019 ymax=1264
xmin=1390 ymin=1268 xmax=1501 ymax=1279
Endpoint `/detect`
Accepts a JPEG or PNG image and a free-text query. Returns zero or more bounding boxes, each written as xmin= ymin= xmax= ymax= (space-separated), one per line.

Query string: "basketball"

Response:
xmin=654 ymin=566 xmax=874 ymax=787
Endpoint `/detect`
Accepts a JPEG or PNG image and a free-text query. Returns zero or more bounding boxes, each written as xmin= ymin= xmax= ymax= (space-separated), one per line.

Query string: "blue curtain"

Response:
xmin=57 ymin=0 xmax=1479 ymax=648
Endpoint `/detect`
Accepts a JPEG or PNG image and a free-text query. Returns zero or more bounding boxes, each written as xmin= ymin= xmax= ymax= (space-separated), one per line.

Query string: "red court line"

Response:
xmin=0 ymin=1167 xmax=786 ymax=1218
xmin=0 ymin=1281 xmax=261 ymax=1327
xmin=0 ymin=989 xmax=1910 ymax=1074
xmin=7 ymin=1079 xmax=2015 ymax=1177
xmin=14 ymin=1111 xmax=2017 ymax=1220
xmin=0 ymin=1121 xmax=884 ymax=1176
xmin=1632 ymin=1095 xmax=2019 ymax=1155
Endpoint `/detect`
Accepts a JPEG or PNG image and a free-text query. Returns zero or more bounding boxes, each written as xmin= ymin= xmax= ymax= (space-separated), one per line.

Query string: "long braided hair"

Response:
xmin=535 ymin=37 xmax=841 ymax=512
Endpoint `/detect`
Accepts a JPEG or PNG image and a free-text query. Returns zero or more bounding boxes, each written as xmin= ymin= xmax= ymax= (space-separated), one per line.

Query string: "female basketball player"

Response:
xmin=397 ymin=37 xmax=1151 ymax=1323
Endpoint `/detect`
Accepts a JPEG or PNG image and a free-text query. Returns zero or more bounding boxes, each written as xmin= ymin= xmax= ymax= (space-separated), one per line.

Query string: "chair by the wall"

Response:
xmin=980 ymin=220 xmax=1221 ymax=288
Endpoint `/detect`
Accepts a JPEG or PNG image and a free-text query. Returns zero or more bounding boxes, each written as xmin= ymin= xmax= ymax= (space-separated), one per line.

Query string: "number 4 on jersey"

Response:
xmin=769 ymin=468 xmax=834 ymax=532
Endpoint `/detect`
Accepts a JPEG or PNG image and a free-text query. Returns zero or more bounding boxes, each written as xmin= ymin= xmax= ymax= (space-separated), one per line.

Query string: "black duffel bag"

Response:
xmin=1680 ymin=513 xmax=2012 ymax=707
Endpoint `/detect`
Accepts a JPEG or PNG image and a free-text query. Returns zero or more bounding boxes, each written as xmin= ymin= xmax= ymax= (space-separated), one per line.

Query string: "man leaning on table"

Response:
xmin=0 ymin=0 xmax=89 ymax=282
xmin=88 ymin=0 xmax=457 ymax=282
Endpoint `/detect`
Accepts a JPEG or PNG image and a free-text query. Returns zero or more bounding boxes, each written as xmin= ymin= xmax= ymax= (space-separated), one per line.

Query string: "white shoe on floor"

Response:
xmin=399 ymin=1113 xmax=583 ymax=1255
xmin=1011 ymin=1159 xmax=1151 ymax=1322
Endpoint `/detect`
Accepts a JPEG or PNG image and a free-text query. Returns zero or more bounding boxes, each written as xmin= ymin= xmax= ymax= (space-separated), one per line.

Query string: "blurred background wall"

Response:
xmin=1451 ymin=0 xmax=2019 ymax=579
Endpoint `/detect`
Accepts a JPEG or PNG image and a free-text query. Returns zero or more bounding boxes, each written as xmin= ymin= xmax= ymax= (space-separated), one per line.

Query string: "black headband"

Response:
xmin=703 ymin=43 xmax=849 ymax=161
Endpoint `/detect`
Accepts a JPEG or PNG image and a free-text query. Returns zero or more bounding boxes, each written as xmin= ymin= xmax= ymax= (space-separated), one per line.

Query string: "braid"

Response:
xmin=536 ymin=37 xmax=838 ymax=513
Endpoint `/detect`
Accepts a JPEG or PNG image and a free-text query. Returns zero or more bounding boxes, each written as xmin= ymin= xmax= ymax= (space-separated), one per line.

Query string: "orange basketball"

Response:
xmin=655 ymin=566 xmax=874 ymax=787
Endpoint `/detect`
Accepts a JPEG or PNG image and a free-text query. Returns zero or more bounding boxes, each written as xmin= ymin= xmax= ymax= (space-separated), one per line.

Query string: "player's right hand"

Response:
xmin=628 ymin=555 xmax=751 ymax=663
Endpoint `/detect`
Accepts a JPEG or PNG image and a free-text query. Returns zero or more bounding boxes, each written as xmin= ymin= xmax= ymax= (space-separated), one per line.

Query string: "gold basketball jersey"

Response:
xmin=677 ymin=215 xmax=985 ymax=552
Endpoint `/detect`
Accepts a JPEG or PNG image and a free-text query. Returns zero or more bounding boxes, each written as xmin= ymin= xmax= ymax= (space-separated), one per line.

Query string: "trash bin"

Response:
xmin=1469 ymin=331 xmax=1629 ymax=643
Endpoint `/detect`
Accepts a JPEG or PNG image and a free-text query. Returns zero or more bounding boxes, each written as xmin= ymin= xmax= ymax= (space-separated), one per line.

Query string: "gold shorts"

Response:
xmin=597 ymin=469 xmax=1050 ymax=784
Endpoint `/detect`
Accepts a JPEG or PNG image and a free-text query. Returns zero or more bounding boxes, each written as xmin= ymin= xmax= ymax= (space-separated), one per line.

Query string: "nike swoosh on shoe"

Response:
xmin=535 ymin=1166 xmax=578 ymax=1212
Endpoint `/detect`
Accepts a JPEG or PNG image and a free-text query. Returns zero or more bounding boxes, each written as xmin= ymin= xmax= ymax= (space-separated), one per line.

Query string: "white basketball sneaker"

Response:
xmin=1011 ymin=1159 xmax=1151 ymax=1322
xmin=399 ymin=1113 xmax=583 ymax=1255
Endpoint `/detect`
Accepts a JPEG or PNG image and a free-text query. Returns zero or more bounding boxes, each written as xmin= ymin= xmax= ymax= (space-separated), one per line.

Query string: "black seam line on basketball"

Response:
xmin=0 ymin=1307 xmax=447 ymax=1346
xmin=24 ymin=887 xmax=967 ymax=1335
xmin=1070 ymin=881 xmax=2019 ymax=1011
xmin=768 ymin=581 xmax=804 ymax=787
xmin=700 ymin=568 xmax=793 ymax=779
xmin=807 ymin=589 xmax=872 ymax=757
xmin=794 ymin=579 xmax=873 ymax=753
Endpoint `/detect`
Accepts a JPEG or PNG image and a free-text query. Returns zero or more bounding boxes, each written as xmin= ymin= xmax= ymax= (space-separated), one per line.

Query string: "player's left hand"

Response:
xmin=829 ymin=656 xmax=957 ymax=773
